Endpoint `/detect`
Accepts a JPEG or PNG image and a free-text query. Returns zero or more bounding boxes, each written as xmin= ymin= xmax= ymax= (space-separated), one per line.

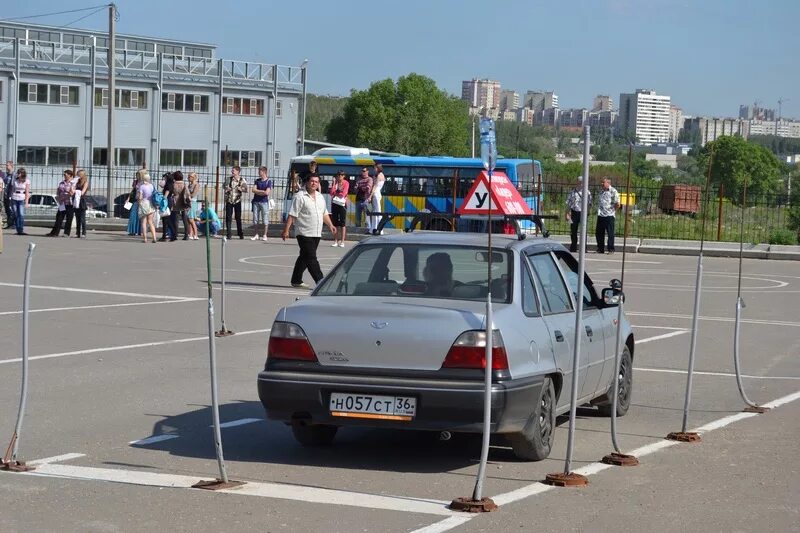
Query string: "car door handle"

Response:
xmin=585 ymin=325 xmax=593 ymax=337
xmin=554 ymin=330 xmax=564 ymax=342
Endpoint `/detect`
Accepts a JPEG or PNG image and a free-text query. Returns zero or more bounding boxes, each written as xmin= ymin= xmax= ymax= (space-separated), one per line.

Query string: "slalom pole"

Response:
xmin=215 ymin=236 xmax=234 ymax=337
xmin=545 ymin=125 xmax=591 ymax=487
xmin=603 ymin=143 xmax=639 ymax=466
xmin=2 ymin=243 xmax=36 ymax=472
xmin=667 ymin=147 xmax=715 ymax=443
xmin=732 ymin=178 xmax=767 ymax=413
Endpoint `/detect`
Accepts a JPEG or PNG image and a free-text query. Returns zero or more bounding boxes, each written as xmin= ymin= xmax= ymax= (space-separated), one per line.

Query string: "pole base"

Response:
xmin=0 ymin=460 xmax=35 ymax=472
xmin=544 ymin=472 xmax=588 ymax=487
xmin=449 ymin=497 xmax=498 ymax=513
xmin=192 ymin=478 xmax=245 ymax=491
xmin=743 ymin=405 xmax=769 ymax=414
xmin=214 ymin=329 xmax=235 ymax=338
xmin=666 ymin=431 xmax=701 ymax=443
xmin=601 ymin=452 xmax=639 ymax=466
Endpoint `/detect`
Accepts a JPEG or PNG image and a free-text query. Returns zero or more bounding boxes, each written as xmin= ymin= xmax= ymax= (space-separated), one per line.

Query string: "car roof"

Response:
xmin=359 ymin=232 xmax=566 ymax=253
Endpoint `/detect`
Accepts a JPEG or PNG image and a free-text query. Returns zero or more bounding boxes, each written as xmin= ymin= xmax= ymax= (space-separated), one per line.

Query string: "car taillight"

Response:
xmin=442 ymin=330 xmax=508 ymax=370
xmin=267 ymin=321 xmax=318 ymax=362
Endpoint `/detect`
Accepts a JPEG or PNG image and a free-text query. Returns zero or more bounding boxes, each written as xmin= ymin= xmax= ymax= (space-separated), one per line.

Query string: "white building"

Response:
xmin=618 ymin=89 xmax=671 ymax=144
xmin=683 ymin=117 xmax=749 ymax=146
xmin=499 ymin=90 xmax=519 ymax=112
xmin=669 ymin=105 xmax=683 ymax=142
xmin=524 ymin=90 xmax=558 ymax=112
xmin=461 ymin=78 xmax=501 ymax=116
xmin=592 ymin=95 xmax=613 ymax=112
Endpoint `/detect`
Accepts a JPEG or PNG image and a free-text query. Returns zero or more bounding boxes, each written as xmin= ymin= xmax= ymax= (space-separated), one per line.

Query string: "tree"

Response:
xmin=304 ymin=94 xmax=348 ymax=142
xmin=326 ymin=74 xmax=469 ymax=156
xmin=699 ymin=136 xmax=783 ymax=203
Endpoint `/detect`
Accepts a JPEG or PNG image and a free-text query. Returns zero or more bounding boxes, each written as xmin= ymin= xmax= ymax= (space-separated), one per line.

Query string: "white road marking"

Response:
xmin=586 ymin=258 xmax=662 ymax=264
xmin=406 ymin=516 xmax=475 ymax=533
xmin=631 ymin=325 xmax=688 ymax=330
xmin=27 ymin=453 xmax=86 ymax=466
xmin=636 ymin=367 xmax=800 ymax=380
xmin=0 ymin=282 xmax=192 ymax=301
xmin=214 ymin=418 xmax=261 ymax=429
xmin=635 ymin=330 xmax=689 ymax=344
xmin=416 ymin=388 xmax=800 ymax=533
xmin=627 ymin=311 xmax=800 ymax=328
xmin=129 ymin=435 xmax=180 ymax=446
xmin=19 ymin=463 xmax=456 ymax=516
xmin=0 ymin=298 xmax=202 ymax=316
xmin=221 ymin=286 xmax=310 ymax=295
xmin=0 ymin=329 xmax=271 ymax=365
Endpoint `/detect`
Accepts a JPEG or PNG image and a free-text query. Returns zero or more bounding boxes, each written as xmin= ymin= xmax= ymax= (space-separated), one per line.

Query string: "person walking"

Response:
xmin=329 ymin=170 xmax=349 ymax=247
xmin=185 ymin=172 xmax=199 ymax=240
xmin=2 ymin=160 xmax=17 ymax=229
xmin=565 ymin=176 xmax=592 ymax=253
xmin=72 ymin=170 xmax=89 ymax=238
xmin=137 ymin=170 xmax=157 ymax=243
xmin=224 ymin=165 xmax=247 ymax=239
xmin=369 ymin=164 xmax=386 ymax=235
xmin=251 ymin=166 xmax=272 ymax=241
xmin=595 ymin=177 xmax=621 ymax=254
xmin=9 ymin=167 xmax=30 ymax=235
xmin=354 ymin=167 xmax=372 ymax=231
xmin=48 ymin=169 xmax=74 ymax=237
xmin=282 ymin=175 xmax=337 ymax=288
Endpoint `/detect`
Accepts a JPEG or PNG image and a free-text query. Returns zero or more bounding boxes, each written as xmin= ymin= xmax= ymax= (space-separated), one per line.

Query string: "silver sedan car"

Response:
xmin=258 ymin=232 xmax=634 ymax=461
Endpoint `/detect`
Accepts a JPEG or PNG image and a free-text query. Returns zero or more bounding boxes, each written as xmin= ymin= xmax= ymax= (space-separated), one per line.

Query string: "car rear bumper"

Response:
xmin=257 ymin=370 xmax=545 ymax=433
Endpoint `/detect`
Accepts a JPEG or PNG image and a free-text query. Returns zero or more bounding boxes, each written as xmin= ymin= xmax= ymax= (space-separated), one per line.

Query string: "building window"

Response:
xmin=94 ymin=88 xmax=147 ymax=109
xmin=20 ymin=83 xmax=78 ymax=105
xmin=93 ymin=148 xmax=146 ymax=166
xmin=220 ymin=150 xmax=262 ymax=168
xmin=48 ymin=147 xmax=78 ymax=165
xmin=222 ymin=97 xmax=264 ymax=116
xmin=159 ymin=149 xmax=207 ymax=166
xmin=156 ymin=44 xmax=183 ymax=56
xmin=162 ymin=92 xmax=209 ymax=112
xmin=17 ymin=146 xmax=47 ymax=165
xmin=276 ymin=100 xmax=283 ymax=118
xmin=274 ymin=151 xmax=280 ymax=170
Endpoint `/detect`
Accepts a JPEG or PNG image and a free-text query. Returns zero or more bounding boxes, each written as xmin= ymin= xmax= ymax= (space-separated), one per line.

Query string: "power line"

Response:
xmin=64 ymin=6 xmax=107 ymax=28
xmin=0 ymin=4 xmax=109 ymax=23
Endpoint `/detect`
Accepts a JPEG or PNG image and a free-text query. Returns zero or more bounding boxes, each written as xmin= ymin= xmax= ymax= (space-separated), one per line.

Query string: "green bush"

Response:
xmin=768 ymin=229 xmax=797 ymax=245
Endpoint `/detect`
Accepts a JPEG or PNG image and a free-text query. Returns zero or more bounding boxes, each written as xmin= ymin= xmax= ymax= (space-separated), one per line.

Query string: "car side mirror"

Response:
xmin=602 ymin=288 xmax=623 ymax=307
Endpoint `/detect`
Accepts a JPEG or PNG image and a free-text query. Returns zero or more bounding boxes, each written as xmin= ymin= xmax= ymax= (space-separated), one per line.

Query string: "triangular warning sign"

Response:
xmin=458 ymin=170 xmax=533 ymax=216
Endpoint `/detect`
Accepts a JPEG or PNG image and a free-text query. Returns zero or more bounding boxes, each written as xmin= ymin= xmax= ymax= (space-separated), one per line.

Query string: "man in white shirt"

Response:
xmin=595 ymin=177 xmax=621 ymax=254
xmin=282 ymin=175 xmax=337 ymax=288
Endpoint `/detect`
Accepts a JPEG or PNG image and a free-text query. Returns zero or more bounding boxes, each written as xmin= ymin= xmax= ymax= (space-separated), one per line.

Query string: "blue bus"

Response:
xmin=289 ymin=148 xmax=543 ymax=230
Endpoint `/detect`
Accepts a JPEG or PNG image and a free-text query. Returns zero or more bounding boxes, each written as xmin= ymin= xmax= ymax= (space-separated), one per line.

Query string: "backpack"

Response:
xmin=152 ymin=190 xmax=167 ymax=211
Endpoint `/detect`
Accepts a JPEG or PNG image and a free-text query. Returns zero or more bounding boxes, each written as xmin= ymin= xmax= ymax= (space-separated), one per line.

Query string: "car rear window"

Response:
xmin=315 ymin=244 xmax=512 ymax=303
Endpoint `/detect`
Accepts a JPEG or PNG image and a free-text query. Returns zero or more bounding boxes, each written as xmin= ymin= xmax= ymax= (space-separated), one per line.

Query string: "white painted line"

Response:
xmin=129 ymin=435 xmax=180 ymax=446
xmin=222 ymin=286 xmax=310 ymax=295
xmin=490 ymin=481 xmax=552 ymax=506
xmin=27 ymin=453 xmax=86 ymax=466
xmin=0 ymin=328 xmax=271 ymax=365
xmin=631 ymin=325 xmax=687 ymax=330
xmin=636 ymin=330 xmax=689 ymax=344
xmin=21 ymin=463 xmax=457 ymax=517
xmin=694 ymin=412 xmax=757 ymax=433
xmin=636 ymin=367 xmax=800 ymax=381
xmin=215 ymin=418 xmax=261 ymax=429
xmin=0 ymin=298 xmax=202 ymax=316
xmin=628 ymin=311 xmax=800 ymax=329
xmin=586 ymin=258 xmax=662 ymax=264
xmin=409 ymin=515 xmax=475 ymax=533
xmin=0 ymin=282 xmax=192 ymax=301
xmin=762 ymin=389 xmax=800 ymax=408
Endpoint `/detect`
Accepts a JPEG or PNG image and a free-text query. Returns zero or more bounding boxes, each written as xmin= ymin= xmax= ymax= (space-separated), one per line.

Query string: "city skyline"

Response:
xmin=2 ymin=0 xmax=798 ymax=120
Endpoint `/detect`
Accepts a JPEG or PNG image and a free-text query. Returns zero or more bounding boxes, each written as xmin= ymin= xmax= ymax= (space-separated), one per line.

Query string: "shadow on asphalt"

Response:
xmin=133 ymin=400 xmax=580 ymax=473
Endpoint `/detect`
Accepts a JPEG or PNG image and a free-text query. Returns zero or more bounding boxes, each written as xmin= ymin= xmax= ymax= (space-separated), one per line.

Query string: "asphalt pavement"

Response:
xmin=0 ymin=226 xmax=798 ymax=533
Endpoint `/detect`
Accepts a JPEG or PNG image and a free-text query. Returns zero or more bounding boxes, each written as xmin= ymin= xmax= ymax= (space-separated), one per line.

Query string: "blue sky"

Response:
xmin=6 ymin=0 xmax=799 ymax=119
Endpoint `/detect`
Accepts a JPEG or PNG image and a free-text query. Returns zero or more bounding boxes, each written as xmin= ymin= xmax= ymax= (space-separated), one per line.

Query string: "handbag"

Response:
xmin=268 ymin=197 xmax=276 ymax=210
xmin=332 ymin=196 xmax=346 ymax=207
xmin=124 ymin=200 xmax=133 ymax=211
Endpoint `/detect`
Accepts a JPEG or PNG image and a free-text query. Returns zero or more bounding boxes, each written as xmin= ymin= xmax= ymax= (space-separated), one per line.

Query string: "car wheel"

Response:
xmin=597 ymin=345 xmax=633 ymax=417
xmin=291 ymin=423 xmax=338 ymax=447
xmin=508 ymin=376 xmax=556 ymax=461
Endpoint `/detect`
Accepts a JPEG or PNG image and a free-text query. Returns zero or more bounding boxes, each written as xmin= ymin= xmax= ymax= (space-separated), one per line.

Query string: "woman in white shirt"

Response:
xmin=10 ymin=168 xmax=30 ymax=235
xmin=369 ymin=164 xmax=385 ymax=235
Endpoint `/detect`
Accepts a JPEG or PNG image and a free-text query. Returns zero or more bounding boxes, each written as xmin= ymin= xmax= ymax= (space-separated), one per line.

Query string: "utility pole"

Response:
xmin=107 ymin=3 xmax=116 ymax=217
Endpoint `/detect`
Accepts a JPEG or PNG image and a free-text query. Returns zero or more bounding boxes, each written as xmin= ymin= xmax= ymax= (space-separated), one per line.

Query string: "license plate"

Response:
xmin=329 ymin=392 xmax=416 ymax=421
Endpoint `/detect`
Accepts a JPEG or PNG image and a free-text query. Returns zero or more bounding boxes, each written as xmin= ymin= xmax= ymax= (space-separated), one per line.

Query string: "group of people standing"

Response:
xmin=127 ymin=169 xmax=201 ymax=243
xmin=565 ymin=176 xmax=621 ymax=254
xmin=353 ymin=164 xmax=386 ymax=235
xmin=1 ymin=161 xmax=30 ymax=235
xmin=47 ymin=168 xmax=90 ymax=238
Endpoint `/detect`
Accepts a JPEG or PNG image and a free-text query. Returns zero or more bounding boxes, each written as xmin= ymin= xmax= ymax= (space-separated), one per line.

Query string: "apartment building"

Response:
xmin=617 ymin=89 xmax=671 ymax=144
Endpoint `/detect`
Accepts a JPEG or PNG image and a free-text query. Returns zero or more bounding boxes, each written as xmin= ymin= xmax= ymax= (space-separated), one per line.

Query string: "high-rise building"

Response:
xmin=500 ymin=90 xmax=519 ymax=112
xmin=618 ymin=89 xmax=671 ymax=144
xmin=524 ymin=91 xmax=558 ymax=112
xmin=669 ymin=105 xmax=683 ymax=142
xmin=559 ymin=109 xmax=588 ymax=128
xmin=683 ymin=117 xmax=750 ymax=146
xmin=592 ymin=95 xmax=613 ymax=112
xmin=588 ymin=110 xmax=618 ymax=131
xmin=461 ymin=78 xmax=501 ymax=115
xmin=739 ymin=103 xmax=776 ymax=121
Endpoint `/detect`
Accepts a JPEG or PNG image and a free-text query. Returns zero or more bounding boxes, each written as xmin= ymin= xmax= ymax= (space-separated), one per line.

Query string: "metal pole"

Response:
xmin=89 ymin=37 xmax=96 ymax=171
xmin=154 ymin=52 xmax=163 ymax=170
xmin=717 ymin=183 xmax=724 ymax=241
xmin=106 ymin=3 xmax=116 ymax=219
xmin=204 ymin=188 xmax=228 ymax=483
xmin=680 ymin=148 xmax=714 ymax=434
xmin=220 ymin=237 xmax=226 ymax=332
xmin=300 ymin=62 xmax=308 ymax=155
xmin=271 ymin=64 xmax=278 ymax=171
xmin=564 ymin=125 xmax=591 ymax=474
xmin=9 ymin=243 xmax=35 ymax=462
xmin=11 ymin=38 xmax=21 ymax=161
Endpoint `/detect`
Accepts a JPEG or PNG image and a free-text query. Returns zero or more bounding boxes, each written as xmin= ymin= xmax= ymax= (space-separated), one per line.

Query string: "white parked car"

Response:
xmin=26 ymin=194 xmax=107 ymax=219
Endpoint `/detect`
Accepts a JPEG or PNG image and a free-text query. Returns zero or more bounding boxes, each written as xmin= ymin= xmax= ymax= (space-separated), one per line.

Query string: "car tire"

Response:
xmin=508 ymin=376 xmax=556 ymax=461
xmin=291 ymin=423 xmax=338 ymax=447
xmin=596 ymin=345 xmax=633 ymax=417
